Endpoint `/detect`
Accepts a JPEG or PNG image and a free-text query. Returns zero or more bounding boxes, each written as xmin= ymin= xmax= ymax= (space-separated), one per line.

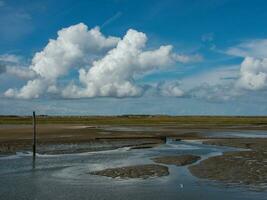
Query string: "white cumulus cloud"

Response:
xmin=236 ymin=57 xmax=267 ymax=90
xmin=227 ymin=39 xmax=267 ymax=91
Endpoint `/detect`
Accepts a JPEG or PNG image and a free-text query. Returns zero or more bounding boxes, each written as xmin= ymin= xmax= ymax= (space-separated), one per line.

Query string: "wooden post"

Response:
xmin=32 ymin=111 xmax=36 ymax=169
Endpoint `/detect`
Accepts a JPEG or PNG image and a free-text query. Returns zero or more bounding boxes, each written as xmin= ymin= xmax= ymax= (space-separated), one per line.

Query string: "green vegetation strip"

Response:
xmin=1 ymin=115 xmax=267 ymax=126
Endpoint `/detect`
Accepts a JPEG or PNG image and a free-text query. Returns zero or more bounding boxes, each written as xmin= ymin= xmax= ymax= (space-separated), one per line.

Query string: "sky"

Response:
xmin=1 ymin=0 xmax=267 ymax=116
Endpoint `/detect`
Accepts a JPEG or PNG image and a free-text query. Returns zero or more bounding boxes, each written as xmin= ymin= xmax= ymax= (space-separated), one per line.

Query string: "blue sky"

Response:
xmin=1 ymin=0 xmax=267 ymax=115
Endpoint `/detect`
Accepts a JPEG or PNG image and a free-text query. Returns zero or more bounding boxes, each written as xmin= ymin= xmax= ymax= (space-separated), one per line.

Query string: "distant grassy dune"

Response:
xmin=1 ymin=115 xmax=267 ymax=127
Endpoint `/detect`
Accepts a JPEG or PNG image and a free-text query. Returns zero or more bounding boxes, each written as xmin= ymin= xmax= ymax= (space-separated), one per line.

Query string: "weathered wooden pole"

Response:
xmin=32 ymin=111 xmax=36 ymax=169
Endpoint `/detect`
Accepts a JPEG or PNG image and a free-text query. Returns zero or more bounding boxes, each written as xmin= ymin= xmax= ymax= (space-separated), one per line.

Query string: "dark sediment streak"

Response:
xmin=152 ymin=155 xmax=201 ymax=166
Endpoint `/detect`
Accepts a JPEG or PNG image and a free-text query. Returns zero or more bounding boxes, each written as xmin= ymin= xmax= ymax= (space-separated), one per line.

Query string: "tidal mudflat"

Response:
xmin=0 ymin=116 xmax=267 ymax=200
xmin=190 ymin=138 xmax=267 ymax=187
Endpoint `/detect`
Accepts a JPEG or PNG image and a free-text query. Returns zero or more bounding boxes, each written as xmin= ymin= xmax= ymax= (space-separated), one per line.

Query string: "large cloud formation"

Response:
xmin=4 ymin=23 xmax=199 ymax=99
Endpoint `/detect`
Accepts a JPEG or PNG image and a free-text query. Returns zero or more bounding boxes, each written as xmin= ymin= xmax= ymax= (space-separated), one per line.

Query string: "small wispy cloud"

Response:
xmin=173 ymin=53 xmax=203 ymax=63
xmin=177 ymin=65 xmax=241 ymax=101
xmin=0 ymin=54 xmax=22 ymax=64
xmin=201 ymin=32 xmax=214 ymax=42
xmin=226 ymin=39 xmax=267 ymax=58
xmin=101 ymin=11 xmax=122 ymax=29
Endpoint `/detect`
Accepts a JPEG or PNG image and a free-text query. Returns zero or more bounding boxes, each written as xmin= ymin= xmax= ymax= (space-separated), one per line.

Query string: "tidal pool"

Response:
xmin=0 ymin=139 xmax=266 ymax=200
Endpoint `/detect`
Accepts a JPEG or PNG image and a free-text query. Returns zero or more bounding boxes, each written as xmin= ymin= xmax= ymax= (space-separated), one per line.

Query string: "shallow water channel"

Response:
xmin=0 ymin=136 xmax=266 ymax=200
